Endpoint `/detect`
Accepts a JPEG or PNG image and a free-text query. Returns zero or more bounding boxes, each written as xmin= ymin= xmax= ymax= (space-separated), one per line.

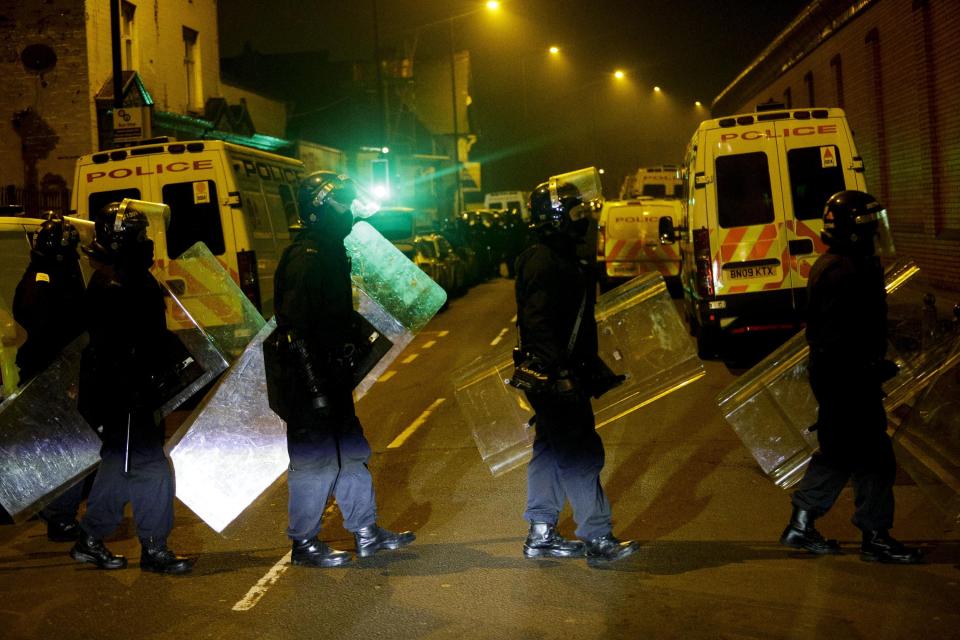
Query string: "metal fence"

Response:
xmin=0 ymin=185 xmax=71 ymax=216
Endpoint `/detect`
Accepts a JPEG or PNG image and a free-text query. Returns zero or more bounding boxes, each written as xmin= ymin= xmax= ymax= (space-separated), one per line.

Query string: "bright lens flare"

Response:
xmin=486 ymin=0 xmax=500 ymax=10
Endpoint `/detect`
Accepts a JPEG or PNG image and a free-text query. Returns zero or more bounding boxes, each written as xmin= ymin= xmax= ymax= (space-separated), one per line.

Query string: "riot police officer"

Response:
xmin=274 ymin=171 xmax=414 ymax=568
xmin=71 ymin=201 xmax=193 ymax=574
xmin=514 ymin=179 xmax=638 ymax=567
xmin=13 ymin=212 xmax=87 ymax=541
xmin=780 ymin=190 xmax=922 ymax=564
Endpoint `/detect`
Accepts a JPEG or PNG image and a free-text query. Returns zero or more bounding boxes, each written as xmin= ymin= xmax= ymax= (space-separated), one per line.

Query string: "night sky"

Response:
xmin=219 ymin=0 xmax=811 ymax=194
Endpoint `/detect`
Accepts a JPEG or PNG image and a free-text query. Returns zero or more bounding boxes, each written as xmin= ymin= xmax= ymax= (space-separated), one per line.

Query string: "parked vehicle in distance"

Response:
xmin=597 ymin=198 xmax=682 ymax=295
xmin=364 ymin=206 xmax=417 ymax=256
xmin=484 ymin=191 xmax=529 ymax=222
xmin=412 ymin=232 xmax=465 ymax=297
xmin=620 ymin=166 xmax=682 ymax=200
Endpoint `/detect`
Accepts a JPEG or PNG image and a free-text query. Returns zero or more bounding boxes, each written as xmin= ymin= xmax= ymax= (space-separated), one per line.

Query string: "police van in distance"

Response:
xmin=597 ymin=198 xmax=682 ymax=294
xmin=71 ymin=139 xmax=305 ymax=319
xmin=658 ymin=104 xmax=867 ymax=357
xmin=620 ymin=165 xmax=683 ymax=200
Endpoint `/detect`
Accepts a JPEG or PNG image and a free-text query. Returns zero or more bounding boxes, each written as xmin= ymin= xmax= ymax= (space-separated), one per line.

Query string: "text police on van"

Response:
xmin=85 ymin=160 xmax=215 ymax=182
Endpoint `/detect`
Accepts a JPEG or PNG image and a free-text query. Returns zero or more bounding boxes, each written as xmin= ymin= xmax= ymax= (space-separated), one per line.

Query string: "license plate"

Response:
xmin=726 ymin=265 xmax=778 ymax=279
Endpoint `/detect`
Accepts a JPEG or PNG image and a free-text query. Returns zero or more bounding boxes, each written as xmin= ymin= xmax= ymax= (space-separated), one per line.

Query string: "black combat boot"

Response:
xmin=47 ymin=518 xmax=81 ymax=543
xmin=860 ymin=530 xmax=924 ymax=564
xmin=584 ymin=534 xmax=640 ymax=567
xmin=779 ymin=506 xmax=841 ymax=555
xmin=70 ymin=533 xmax=127 ymax=570
xmin=353 ymin=524 xmax=415 ymax=558
xmin=139 ymin=537 xmax=194 ymax=574
xmin=523 ymin=522 xmax=586 ymax=558
xmin=291 ymin=538 xmax=352 ymax=567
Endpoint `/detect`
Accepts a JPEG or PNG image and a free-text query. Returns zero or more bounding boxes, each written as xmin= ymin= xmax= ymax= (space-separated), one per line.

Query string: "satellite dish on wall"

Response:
xmin=21 ymin=44 xmax=57 ymax=75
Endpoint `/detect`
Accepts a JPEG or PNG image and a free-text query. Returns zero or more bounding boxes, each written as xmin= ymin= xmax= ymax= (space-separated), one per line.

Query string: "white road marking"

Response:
xmin=232 ymin=551 xmax=292 ymax=611
xmin=378 ymin=370 xmax=397 ymax=382
xmin=489 ymin=328 xmax=509 ymax=346
xmin=438 ymin=330 xmax=449 ymax=337
xmin=387 ymin=398 xmax=446 ymax=449
xmin=422 ymin=340 xmax=437 ymax=349
xmin=401 ymin=353 xmax=419 ymax=364
xmin=510 ymin=315 xmax=517 ymax=323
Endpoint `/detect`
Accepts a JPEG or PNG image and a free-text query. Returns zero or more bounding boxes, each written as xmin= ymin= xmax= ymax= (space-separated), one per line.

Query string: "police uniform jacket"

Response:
xmin=515 ymin=233 xmax=598 ymax=380
xmin=12 ymin=255 xmax=85 ymax=381
xmin=78 ymin=265 xmax=170 ymax=450
xmin=274 ymin=228 xmax=357 ymax=416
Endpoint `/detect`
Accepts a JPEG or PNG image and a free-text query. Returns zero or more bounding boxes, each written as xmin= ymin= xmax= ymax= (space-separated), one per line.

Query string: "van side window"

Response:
xmin=162 ymin=180 xmax=226 ymax=258
xmin=716 ymin=152 xmax=774 ymax=228
xmin=786 ymin=145 xmax=846 ymax=220
xmin=278 ymin=183 xmax=298 ymax=229
xmin=89 ymin=189 xmax=141 ymax=219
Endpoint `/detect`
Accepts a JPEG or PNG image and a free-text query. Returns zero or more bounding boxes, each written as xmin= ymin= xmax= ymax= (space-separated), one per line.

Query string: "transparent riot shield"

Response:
xmin=1 ymin=294 xmax=23 ymax=398
xmin=454 ymin=272 xmax=705 ymax=476
xmin=151 ymin=241 xmax=267 ymax=361
xmin=892 ymin=336 xmax=960 ymax=528
xmin=0 ymin=264 xmax=229 ymax=523
xmin=717 ymin=261 xmax=959 ymax=489
xmin=0 ymin=335 xmax=100 ymax=523
xmin=167 ymin=320 xmax=287 ymax=533
xmin=168 ymin=222 xmax=447 ymax=532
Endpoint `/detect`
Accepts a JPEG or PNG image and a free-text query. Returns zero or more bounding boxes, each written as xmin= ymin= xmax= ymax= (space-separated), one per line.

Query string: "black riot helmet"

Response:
xmin=821 ymin=190 xmax=894 ymax=257
xmin=31 ymin=211 xmax=80 ymax=263
xmin=528 ymin=180 xmax=587 ymax=235
xmin=296 ymin=170 xmax=371 ymax=237
xmin=85 ymin=200 xmax=151 ymax=265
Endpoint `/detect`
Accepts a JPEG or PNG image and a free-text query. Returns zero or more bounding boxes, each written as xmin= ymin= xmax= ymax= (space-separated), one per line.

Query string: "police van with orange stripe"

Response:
xmin=597 ymin=197 xmax=682 ymax=294
xmin=658 ymin=104 xmax=867 ymax=357
xmin=71 ymin=139 xmax=305 ymax=320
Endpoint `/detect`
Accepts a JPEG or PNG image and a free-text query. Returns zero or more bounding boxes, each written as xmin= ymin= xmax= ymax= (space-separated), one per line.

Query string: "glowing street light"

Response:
xmin=549 ymin=45 xmax=560 ymax=55
xmin=486 ymin=0 xmax=501 ymax=10
xmin=614 ymin=69 xmax=625 ymax=80
xmin=653 ymin=85 xmax=661 ymax=92
xmin=695 ymin=101 xmax=702 ymax=107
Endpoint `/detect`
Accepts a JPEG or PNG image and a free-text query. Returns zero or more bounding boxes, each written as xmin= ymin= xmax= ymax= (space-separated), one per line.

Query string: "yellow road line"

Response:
xmin=401 ymin=353 xmax=419 ymax=364
xmin=422 ymin=340 xmax=437 ymax=349
xmin=378 ymin=370 xmax=397 ymax=382
xmin=387 ymin=398 xmax=446 ymax=449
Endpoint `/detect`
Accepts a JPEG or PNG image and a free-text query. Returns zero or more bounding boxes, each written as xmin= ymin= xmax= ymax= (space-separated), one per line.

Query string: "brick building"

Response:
xmin=0 ymin=0 xmax=288 ymax=215
xmin=712 ymin=0 xmax=959 ymax=291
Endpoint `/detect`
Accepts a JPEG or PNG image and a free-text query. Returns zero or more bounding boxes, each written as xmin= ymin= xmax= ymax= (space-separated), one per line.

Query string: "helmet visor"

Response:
xmin=870 ymin=208 xmax=895 ymax=258
xmin=549 ymin=167 xmax=603 ymax=211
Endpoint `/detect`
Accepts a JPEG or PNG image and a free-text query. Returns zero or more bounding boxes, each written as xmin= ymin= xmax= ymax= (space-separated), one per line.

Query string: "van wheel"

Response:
xmin=695 ymin=323 xmax=721 ymax=360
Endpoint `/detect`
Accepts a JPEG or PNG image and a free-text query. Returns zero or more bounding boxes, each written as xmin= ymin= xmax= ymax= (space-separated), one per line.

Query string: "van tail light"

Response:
xmin=237 ymin=250 xmax=263 ymax=310
xmin=597 ymin=226 xmax=606 ymax=259
xmin=693 ymin=228 xmax=715 ymax=297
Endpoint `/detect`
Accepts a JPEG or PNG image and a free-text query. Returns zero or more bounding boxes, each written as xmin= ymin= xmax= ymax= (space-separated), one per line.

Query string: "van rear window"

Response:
xmin=716 ymin=152 xmax=774 ymax=228
xmin=787 ymin=145 xmax=846 ymax=220
xmin=642 ymin=184 xmax=667 ymax=198
xmin=162 ymin=181 xmax=226 ymax=258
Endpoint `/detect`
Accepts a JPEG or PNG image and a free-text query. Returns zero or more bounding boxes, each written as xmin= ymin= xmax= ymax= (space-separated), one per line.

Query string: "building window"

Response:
xmin=121 ymin=1 xmax=137 ymax=70
xmin=183 ymin=27 xmax=201 ymax=111
xmin=830 ymin=54 xmax=844 ymax=108
xmin=803 ymin=71 xmax=815 ymax=107
xmin=783 ymin=87 xmax=792 ymax=108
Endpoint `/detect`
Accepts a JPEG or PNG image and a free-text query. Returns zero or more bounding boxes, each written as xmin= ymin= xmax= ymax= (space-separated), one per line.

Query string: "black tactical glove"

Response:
xmin=585 ymin=356 xmax=627 ymax=399
xmin=871 ymin=358 xmax=900 ymax=384
xmin=507 ymin=350 xmax=552 ymax=395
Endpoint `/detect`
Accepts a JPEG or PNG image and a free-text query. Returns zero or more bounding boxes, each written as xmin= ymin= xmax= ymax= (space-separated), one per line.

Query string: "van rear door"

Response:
xmin=705 ymin=127 xmax=788 ymax=298
xmin=774 ymin=115 xmax=866 ymax=290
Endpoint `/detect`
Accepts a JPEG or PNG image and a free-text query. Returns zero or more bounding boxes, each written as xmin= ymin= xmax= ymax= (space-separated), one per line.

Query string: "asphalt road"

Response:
xmin=1 ymin=277 xmax=958 ymax=639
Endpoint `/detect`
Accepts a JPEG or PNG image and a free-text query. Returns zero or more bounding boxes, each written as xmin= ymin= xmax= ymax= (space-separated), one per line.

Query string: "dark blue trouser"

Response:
xmin=40 ymin=480 xmax=85 ymax=524
xmin=524 ymin=390 xmax=612 ymax=541
xmin=791 ymin=365 xmax=896 ymax=532
xmin=285 ymin=414 xmax=377 ymax=541
xmin=79 ymin=445 xmax=174 ymax=541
